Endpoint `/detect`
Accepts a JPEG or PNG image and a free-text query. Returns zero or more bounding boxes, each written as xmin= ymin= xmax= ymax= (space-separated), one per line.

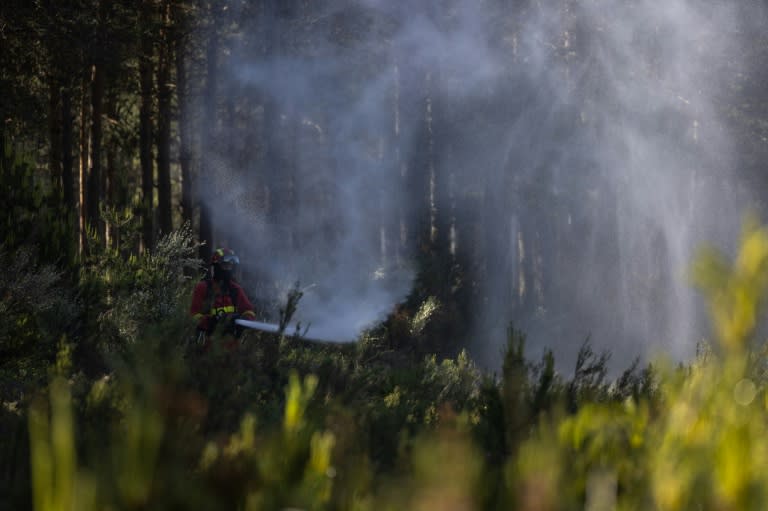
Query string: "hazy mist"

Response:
xmin=196 ymin=0 xmax=763 ymax=369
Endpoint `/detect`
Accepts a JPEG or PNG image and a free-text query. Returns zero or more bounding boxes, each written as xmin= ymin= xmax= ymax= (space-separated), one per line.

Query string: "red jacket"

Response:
xmin=190 ymin=279 xmax=256 ymax=330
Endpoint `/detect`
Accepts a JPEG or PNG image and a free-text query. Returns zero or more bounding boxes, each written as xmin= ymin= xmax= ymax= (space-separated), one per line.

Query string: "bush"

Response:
xmin=0 ymin=245 xmax=78 ymax=401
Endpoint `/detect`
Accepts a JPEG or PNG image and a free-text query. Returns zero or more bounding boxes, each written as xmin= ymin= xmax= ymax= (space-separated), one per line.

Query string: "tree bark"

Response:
xmin=61 ymin=89 xmax=75 ymax=215
xmin=174 ymin=2 xmax=193 ymax=228
xmin=393 ymin=61 xmax=408 ymax=265
xmin=87 ymin=60 xmax=105 ymax=246
xmin=139 ymin=0 xmax=155 ymax=251
xmin=85 ymin=0 xmax=112 ymax=250
xmin=263 ymin=0 xmax=299 ymax=253
xmin=156 ymin=0 xmax=173 ymax=236
xmin=198 ymin=14 xmax=217 ymax=263
xmin=105 ymin=88 xmax=118 ymax=248
xmin=78 ymin=73 xmax=90 ymax=255
xmin=48 ymin=75 xmax=63 ymax=194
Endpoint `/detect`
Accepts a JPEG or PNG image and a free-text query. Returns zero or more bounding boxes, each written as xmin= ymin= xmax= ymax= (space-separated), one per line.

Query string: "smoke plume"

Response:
xmin=196 ymin=0 xmax=763 ymax=368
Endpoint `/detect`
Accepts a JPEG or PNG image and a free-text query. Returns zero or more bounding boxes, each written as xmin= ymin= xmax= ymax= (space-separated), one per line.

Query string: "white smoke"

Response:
xmin=196 ymin=0 xmax=762 ymax=367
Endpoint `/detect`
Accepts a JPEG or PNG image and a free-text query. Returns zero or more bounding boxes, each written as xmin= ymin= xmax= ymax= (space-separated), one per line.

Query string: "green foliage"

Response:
xmin=28 ymin=377 xmax=97 ymax=511
xmin=692 ymin=215 xmax=768 ymax=354
xmin=279 ymin=280 xmax=306 ymax=335
xmin=13 ymin=217 xmax=768 ymax=511
xmin=0 ymin=245 xmax=78 ymax=400
xmin=78 ymin=222 xmax=201 ymax=353
xmin=198 ymin=372 xmax=339 ymax=510
xmin=503 ymin=216 xmax=768 ymax=510
xmin=0 ymin=138 xmax=76 ymax=268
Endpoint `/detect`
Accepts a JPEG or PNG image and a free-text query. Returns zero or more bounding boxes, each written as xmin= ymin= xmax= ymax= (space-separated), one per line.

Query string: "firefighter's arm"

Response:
xmin=190 ymin=282 xmax=211 ymax=329
xmin=236 ymin=287 xmax=257 ymax=320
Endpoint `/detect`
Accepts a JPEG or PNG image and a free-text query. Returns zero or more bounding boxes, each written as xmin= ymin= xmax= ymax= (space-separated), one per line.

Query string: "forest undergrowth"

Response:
xmin=3 ymin=219 xmax=768 ymax=510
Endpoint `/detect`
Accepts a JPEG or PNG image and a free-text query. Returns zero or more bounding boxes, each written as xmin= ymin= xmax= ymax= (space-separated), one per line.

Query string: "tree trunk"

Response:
xmin=87 ymin=60 xmax=105 ymax=247
xmin=175 ymin=2 xmax=193 ymax=228
xmin=139 ymin=0 xmax=155 ymax=251
xmin=404 ymin=70 xmax=434 ymax=255
xmin=105 ymin=88 xmax=118 ymax=249
xmin=61 ymin=89 xmax=75 ymax=215
xmin=156 ymin=0 xmax=173 ymax=235
xmin=198 ymin=14 xmax=217 ymax=263
xmin=393 ymin=61 xmax=408 ymax=265
xmin=262 ymin=0 xmax=279 ymax=243
xmin=263 ymin=0 xmax=301 ymax=254
xmin=48 ymin=75 xmax=62 ymax=194
xmin=78 ymin=73 xmax=90 ymax=255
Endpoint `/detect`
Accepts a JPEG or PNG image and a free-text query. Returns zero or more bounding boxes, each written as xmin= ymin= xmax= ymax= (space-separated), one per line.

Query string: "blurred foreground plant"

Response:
xmin=198 ymin=371 xmax=337 ymax=510
xmin=28 ymin=378 xmax=96 ymax=511
xmin=692 ymin=215 xmax=768 ymax=354
xmin=25 ymin=217 xmax=768 ymax=511
xmin=496 ymin=217 xmax=768 ymax=511
xmin=645 ymin=217 xmax=768 ymax=510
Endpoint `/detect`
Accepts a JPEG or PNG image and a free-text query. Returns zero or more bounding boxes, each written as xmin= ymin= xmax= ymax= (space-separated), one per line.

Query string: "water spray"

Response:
xmin=234 ymin=318 xmax=350 ymax=343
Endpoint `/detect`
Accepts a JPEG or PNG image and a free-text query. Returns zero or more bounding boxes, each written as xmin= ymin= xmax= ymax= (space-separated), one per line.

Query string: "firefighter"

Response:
xmin=190 ymin=247 xmax=257 ymax=348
